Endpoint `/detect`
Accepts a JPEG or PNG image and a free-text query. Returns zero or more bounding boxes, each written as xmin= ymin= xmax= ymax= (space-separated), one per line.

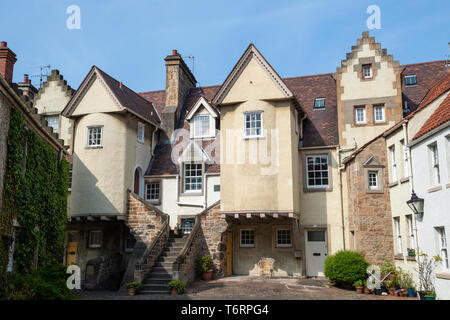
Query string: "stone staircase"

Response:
xmin=140 ymin=232 xmax=188 ymax=294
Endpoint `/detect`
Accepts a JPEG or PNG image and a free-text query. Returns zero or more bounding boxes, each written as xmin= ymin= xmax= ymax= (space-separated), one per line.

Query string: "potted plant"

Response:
xmin=124 ymin=282 xmax=142 ymax=296
xmin=168 ymin=280 xmax=186 ymax=295
xmin=416 ymin=253 xmax=441 ymax=300
xmin=353 ymin=280 xmax=364 ymax=294
xmin=363 ymin=280 xmax=371 ymax=294
xmin=399 ymin=270 xmax=416 ymax=298
xmin=407 ymin=248 xmax=416 ymax=257
xmin=173 ymin=224 xmax=183 ymax=236
xmin=198 ymin=254 xmax=214 ymax=281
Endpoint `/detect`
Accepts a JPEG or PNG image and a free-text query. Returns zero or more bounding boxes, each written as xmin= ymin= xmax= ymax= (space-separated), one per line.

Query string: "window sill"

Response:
xmin=303 ymin=187 xmax=333 ymax=193
xmin=388 ymin=181 xmax=399 ymax=188
xmin=394 ymin=254 xmax=404 ymax=261
xmin=313 ymin=107 xmax=326 ymax=111
xmin=427 ymin=185 xmax=442 ymax=193
xmin=137 ymin=139 xmax=145 ymax=144
xmin=243 ymin=136 xmax=265 ymax=140
xmin=446 ymin=183 xmax=450 ymax=189
xmin=86 ymin=146 xmax=103 ymax=149
xmin=366 ymin=189 xmax=383 ymax=194
xmin=406 ymin=256 xmax=416 ymax=261
xmin=436 ymin=272 xmax=450 ymax=280
xmin=180 ymin=192 xmax=203 ymax=196
xmin=400 ymin=177 xmax=410 ymax=184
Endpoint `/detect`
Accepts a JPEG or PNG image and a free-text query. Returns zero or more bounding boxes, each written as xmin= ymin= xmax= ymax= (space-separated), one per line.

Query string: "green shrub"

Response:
xmin=198 ymin=254 xmax=213 ymax=273
xmin=3 ymin=265 xmax=75 ymax=300
xmin=124 ymin=282 xmax=142 ymax=292
xmin=168 ymin=280 xmax=186 ymax=294
xmin=324 ymin=250 xmax=369 ymax=287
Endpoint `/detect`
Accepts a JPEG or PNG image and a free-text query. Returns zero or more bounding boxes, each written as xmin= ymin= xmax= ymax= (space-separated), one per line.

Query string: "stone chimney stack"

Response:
xmin=17 ymin=73 xmax=38 ymax=101
xmin=162 ymin=49 xmax=196 ymax=141
xmin=0 ymin=41 xmax=17 ymax=84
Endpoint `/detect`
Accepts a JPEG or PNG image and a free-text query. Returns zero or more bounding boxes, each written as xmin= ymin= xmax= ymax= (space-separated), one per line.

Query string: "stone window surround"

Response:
xmin=273 ymin=226 xmax=293 ymax=250
xmin=145 ymin=179 xmax=162 ymax=205
xmin=302 ymin=149 xmax=334 ymax=193
xmin=363 ymin=158 xmax=385 ymax=194
xmin=353 ymin=57 xmax=380 ymax=82
xmin=177 ymin=215 xmax=197 ymax=232
xmin=354 ymin=106 xmax=367 ymax=125
xmin=373 ymin=104 xmax=386 ymax=123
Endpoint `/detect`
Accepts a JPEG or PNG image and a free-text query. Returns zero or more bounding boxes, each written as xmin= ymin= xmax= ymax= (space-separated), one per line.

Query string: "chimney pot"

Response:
xmin=172 ymin=49 xmax=178 ymax=55
xmin=119 ymin=82 xmax=122 ymax=88
xmin=1 ymin=41 xmax=7 ymax=48
xmin=24 ymin=74 xmax=29 ymax=82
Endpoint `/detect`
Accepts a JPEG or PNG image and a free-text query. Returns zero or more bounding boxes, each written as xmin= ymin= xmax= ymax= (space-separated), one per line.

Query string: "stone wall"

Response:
xmin=0 ymin=92 xmax=11 ymax=212
xmin=345 ymin=136 xmax=394 ymax=265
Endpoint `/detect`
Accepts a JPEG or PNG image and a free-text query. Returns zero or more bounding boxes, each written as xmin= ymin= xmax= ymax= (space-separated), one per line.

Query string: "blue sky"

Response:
xmin=1 ymin=0 xmax=449 ymax=92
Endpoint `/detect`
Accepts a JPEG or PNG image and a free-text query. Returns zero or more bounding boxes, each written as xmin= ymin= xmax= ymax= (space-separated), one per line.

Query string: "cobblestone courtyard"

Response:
xmin=78 ymin=276 xmax=418 ymax=300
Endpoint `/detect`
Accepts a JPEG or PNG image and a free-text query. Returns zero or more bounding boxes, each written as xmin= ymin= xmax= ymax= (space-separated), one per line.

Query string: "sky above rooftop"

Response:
xmin=1 ymin=0 xmax=449 ymax=92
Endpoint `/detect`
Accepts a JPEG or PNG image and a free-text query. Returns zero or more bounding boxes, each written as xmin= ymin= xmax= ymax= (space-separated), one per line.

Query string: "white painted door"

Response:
xmin=305 ymin=230 xmax=328 ymax=277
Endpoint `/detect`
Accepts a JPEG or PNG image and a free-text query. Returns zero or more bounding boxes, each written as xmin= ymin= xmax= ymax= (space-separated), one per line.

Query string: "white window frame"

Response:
xmin=406 ymin=215 xmax=415 ymax=250
xmin=276 ymin=229 xmax=292 ymax=248
xmin=88 ymin=230 xmax=102 ymax=248
xmin=374 ymin=105 xmax=385 ymax=123
xmin=401 ymin=139 xmax=409 ymax=178
xmin=394 ymin=217 xmax=402 ymax=254
xmin=390 ymin=146 xmax=397 ymax=182
xmin=193 ymin=114 xmax=211 ymax=139
xmin=314 ymin=98 xmax=326 ymax=109
xmin=137 ymin=122 xmax=145 ymax=143
xmin=87 ymin=126 xmax=103 ymax=147
xmin=362 ymin=64 xmax=372 ymax=78
xmin=183 ymin=163 xmax=202 ymax=193
xmin=240 ymin=229 xmax=255 ymax=248
xmin=145 ymin=182 xmax=160 ymax=203
xmin=355 ymin=107 xmax=366 ymax=124
xmin=306 ymin=155 xmax=329 ymax=189
xmin=368 ymin=171 xmax=379 ymax=190
xmin=244 ymin=111 xmax=263 ymax=138
xmin=405 ymin=75 xmax=417 ymax=86
xmin=45 ymin=115 xmax=59 ymax=134
xmin=429 ymin=143 xmax=440 ymax=186
xmin=436 ymin=227 xmax=449 ymax=270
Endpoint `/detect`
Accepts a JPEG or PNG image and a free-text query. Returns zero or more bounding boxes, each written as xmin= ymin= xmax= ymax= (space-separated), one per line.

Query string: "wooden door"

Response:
xmin=134 ymin=169 xmax=140 ymax=194
xmin=226 ymin=230 xmax=233 ymax=276
xmin=66 ymin=232 xmax=78 ymax=266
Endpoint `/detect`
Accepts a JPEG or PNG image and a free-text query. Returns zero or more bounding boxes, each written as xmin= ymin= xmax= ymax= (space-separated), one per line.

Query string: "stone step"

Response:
xmin=156 ymin=256 xmax=176 ymax=263
xmin=154 ymin=261 xmax=174 ymax=268
xmin=161 ymin=251 xmax=179 ymax=257
xmin=140 ymin=289 xmax=171 ymax=295
xmin=142 ymin=283 xmax=170 ymax=291
xmin=143 ymin=278 xmax=171 ymax=285
xmin=146 ymin=272 xmax=172 ymax=280
xmin=151 ymin=266 xmax=173 ymax=273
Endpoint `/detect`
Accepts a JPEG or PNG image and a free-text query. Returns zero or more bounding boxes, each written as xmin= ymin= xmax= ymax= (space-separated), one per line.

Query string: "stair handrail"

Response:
xmin=134 ymin=216 xmax=170 ymax=282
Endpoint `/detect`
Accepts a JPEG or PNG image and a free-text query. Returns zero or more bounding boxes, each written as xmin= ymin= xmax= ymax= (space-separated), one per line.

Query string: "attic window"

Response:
xmin=314 ymin=98 xmax=325 ymax=109
xmin=193 ymin=115 xmax=211 ymax=138
xmin=405 ymin=75 xmax=417 ymax=86
xmin=362 ymin=64 xmax=372 ymax=79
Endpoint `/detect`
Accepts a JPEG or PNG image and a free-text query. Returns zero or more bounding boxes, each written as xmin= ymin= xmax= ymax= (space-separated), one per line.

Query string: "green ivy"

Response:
xmin=0 ymin=107 xmax=68 ymax=291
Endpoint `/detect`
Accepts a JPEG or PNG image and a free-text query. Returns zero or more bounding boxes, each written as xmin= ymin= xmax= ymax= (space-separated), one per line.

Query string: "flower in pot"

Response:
xmin=198 ymin=254 xmax=214 ymax=281
xmin=125 ymin=282 xmax=142 ymax=296
xmin=168 ymin=280 xmax=186 ymax=295
xmin=174 ymin=224 xmax=182 ymax=236
xmin=424 ymin=290 xmax=436 ymax=300
xmin=416 ymin=253 xmax=441 ymax=300
xmin=407 ymin=248 xmax=416 ymax=257
xmin=353 ymin=280 xmax=364 ymax=294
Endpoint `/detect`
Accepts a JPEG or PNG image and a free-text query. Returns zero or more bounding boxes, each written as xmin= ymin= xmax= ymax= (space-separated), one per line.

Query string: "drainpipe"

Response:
xmin=203 ymin=170 xmax=208 ymax=209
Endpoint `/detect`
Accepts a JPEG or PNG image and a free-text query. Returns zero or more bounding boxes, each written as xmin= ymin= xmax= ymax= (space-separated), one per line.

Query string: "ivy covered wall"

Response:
xmin=0 ymin=107 xmax=68 ymax=288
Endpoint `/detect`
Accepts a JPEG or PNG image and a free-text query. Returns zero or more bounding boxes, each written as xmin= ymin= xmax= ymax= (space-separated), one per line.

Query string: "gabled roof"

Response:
xmin=412 ymin=94 xmax=450 ymax=141
xmin=186 ymin=96 xmax=219 ymax=121
xmin=212 ymin=43 xmax=294 ymax=104
xmin=63 ymin=66 xmax=161 ymax=127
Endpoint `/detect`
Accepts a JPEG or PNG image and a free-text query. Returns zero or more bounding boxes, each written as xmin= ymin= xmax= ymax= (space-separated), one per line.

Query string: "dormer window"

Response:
xmin=314 ymin=98 xmax=325 ymax=109
xmin=193 ymin=115 xmax=211 ymax=138
xmin=405 ymin=75 xmax=417 ymax=86
xmin=362 ymin=64 xmax=372 ymax=79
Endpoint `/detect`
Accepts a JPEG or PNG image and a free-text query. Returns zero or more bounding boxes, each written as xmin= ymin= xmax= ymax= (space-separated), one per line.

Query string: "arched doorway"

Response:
xmin=134 ymin=168 xmax=141 ymax=195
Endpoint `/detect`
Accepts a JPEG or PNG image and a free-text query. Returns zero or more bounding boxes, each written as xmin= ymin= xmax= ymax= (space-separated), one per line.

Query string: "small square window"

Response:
xmin=193 ymin=115 xmax=211 ymax=138
xmin=374 ymin=106 xmax=385 ymax=123
xmin=362 ymin=64 xmax=372 ymax=78
xmin=368 ymin=171 xmax=378 ymax=189
xmin=184 ymin=163 xmax=202 ymax=192
xmin=405 ymin=75 xmax=417 ymax=86
xmin=314 ymin=98 xmax=325 ymax=109
xmin=276 ymin=229 xmax=292 ymax=248
xmin=88 ymin=231 xmax=102 ymax=248
xmin=244 ymin=112 xmax=263 ymax=137
xmin=240 ymin=229 xmax=255 ymax=248
xmin=87 ymin=127 xmax=102 ymax=147
xmin=180 ymin=218 xmax=195 ymax=234
xmin=306 ymin=155 xmax=329 ymax=188
xmin=146 ymin=182 xmax=160 ymax=202
xmin=355 ymin=107 xmax=366 ymax=124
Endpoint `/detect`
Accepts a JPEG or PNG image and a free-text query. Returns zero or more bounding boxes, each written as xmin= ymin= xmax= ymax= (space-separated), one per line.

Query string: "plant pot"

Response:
xmin=364 ymin=287 xmax=371 ymax=294
xmin=374 ymin=288 xmax=382 ymax=295
xmin=127 ymin=287 xmax=135 ymax=296
xmin=407 ymin=289 xmax=416 ymax=298
xmin=355 ymin=286 xmax=364 ymax=294
xmin=171 ymin=288 xmax=178 ymax=295
xmin=418 ymin=291 xmax=425 ymax=300
xmin=174 ymin=229 xmax=179 ymax=235
xmin=424 ymin=295 xmax=436 ymax=300
xmin=388 ymin=288 xmax=396 ymax=296
xmin=201 ymin=270 xmax=213 ymax=281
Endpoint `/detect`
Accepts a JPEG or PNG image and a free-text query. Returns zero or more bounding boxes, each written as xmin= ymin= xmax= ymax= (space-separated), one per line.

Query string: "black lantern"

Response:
xmin=407 ymin=190 xmax=424 ymax=215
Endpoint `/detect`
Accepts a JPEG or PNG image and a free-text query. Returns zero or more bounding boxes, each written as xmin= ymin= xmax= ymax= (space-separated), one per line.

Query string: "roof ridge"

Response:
xmin=282 ymin=73 xmax=335 ymax=80
xmin=402 ymin=60 xmax=447 ymax=67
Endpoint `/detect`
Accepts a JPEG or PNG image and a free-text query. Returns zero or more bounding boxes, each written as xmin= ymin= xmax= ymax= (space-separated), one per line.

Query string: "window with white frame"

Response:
xmin=240 ymin=229 xmax=255 ymax=248
xmin=145 ymin=182 xmax=160 ymax=203
xmin=183 ymin=163 xmax=202 ymax=193
xmin=276 ymin=229 xmax=292 ymax=248
xmin=401 ymin=139 xmax=409 ymax=178
xmin=45 ymin=116 xmax=59 ymax=134
xmin=244 ymin=112 xmax=262 ymax=137
xmin=362 ymin=64 xmax=372 ymax=78
xmin=314 ymin=98 xmax=325 ymax=109
xmin=355 ymin=107 xmax=366 ymax=124
xmin=368 ymin=171 xmax=379 ymax=190
xmin=390 ymin=146 xmax=397 ymax=182
xmin=306 ymin=155 xmax=329 ymax=188
xmin=88 ymin=230 xmax=102 ymax=248
xmin=436 ymin=227 xmax=448 ymax=270
xmin=405 ymin=75 xmax=417 ymax=86
xmin=87 ymin=127 xmax=102 ymax=147
xmin=429 ymin=143 xmax=440 ymax=185
xmin=137 ymin=122 xmax=145 ymax=143
xmin=374 ymin=105 xmax=385 ymax=123
xmin=394 ymin=217 xmax=402 ymax=254
xmin=406 ymin=215 xmax=415 ymax=250
xmin=193 ymin=115 xmax=211 ymax=138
